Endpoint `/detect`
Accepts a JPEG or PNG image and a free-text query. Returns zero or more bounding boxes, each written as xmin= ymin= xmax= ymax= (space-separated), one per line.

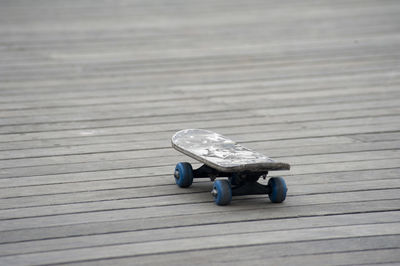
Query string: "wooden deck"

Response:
xmin=1 ymin=0 xmax=400 ymax=265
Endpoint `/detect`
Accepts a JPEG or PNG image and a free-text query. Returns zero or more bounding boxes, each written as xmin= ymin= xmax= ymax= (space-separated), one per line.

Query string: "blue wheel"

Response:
xmin=268 ymin=177 xmax=287 ymax=203
xmin=211 ymin=180 xmax=232 ymax=206
xmin=174 ymin=162 xmax=193 ymax=188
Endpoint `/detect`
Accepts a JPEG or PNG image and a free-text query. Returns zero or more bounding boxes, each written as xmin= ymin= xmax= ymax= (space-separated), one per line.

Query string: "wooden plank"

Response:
xmin=0 ymin=71 xmax=397 ymax=126
xmin=0 ymin=168 xmax=398 ymax=211
xmin=129 ymin=247 xmax=400 ymax=266
xmin=0 ymin=103 xmax=399 ymax=138
xmin=72 ymin=237 xmax=400 ymax=266
xmin=1 ymin=113 xmax=399 ymax=144
xmin=0 ymin=69 xmax=399 ymax=111
xmin=1 ymin=107 xmax=398 ymax=151
xmin=1 ymin=84 xmax=399 ymax=120
xmin=1 ymin=180 xmax=399 ymax=220
xmin=1 ymin=223 xmax=399 ymax=266
xmin=0 ymin=63 xmax=397 ymax=105
xmin=1 ymin=189 xmax=399 ymax=232
xmin=1 ymin=105 xmax=399 ymax=145
xmin=0 ymin=212 xmax=399 ymax=257
xmin=1 ymin=149 xmax=399 ymax=180
xmin=2 ymin=199 xmax=399 ymax=245
xmin=2 ymin=137 xmax=399 ymax=171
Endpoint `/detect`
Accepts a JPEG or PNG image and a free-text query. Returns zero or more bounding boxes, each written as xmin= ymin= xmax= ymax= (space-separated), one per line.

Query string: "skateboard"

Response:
xmin=171 ymin=129 xmax=290 ymax=206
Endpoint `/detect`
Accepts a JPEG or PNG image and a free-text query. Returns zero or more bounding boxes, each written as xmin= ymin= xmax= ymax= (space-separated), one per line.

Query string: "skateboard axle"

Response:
xmin=174 ymin=170 xmax=180 ymax=179
xmin=231 ymin=182 xmax=271 ymax=196
xmin=193 ymin=164 xmax=267 ymax=180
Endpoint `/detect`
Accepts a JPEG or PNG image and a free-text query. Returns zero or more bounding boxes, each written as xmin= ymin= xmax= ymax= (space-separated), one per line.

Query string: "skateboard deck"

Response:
xmin=172 ymin=129 xmax=290 ymax=172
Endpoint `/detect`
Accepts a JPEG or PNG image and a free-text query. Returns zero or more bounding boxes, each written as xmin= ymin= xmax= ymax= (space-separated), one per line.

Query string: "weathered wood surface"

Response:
xmin=1 ymin=0 xmax=400 ymax=265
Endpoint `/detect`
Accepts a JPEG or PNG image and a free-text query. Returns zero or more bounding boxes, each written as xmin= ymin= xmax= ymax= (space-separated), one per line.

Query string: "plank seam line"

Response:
xmin=30 ymin=240 xmax=400 ymax=266
xmin=1 ymin=60 xmax=397 ymax=92
xmin=1 ymin=125 xmax=399 ymax=145
xmin=343 ymin=260 xmax=400 ymax=266
xmin=2 ymin=146 xmax=400 ymax=173
xmin=1 ymin=92 xmax=398 ymax=121
xmin=1 ymin=146 xmax=399 ymax=168
xmin=0 ymin=111 xmax=261 ymax=127
xmin=1 ymin=209 xmax=399 ymax=245
xmin=285 ymin=166 xmax=400 ymax=178
xmin=1 ymin=60 xmax=398 ymax=84
xmin=1 ymin=196 xmax=399 ymax=222
xmin=1 ymin=167 xmax=397 ymax=190
xmin=1 ymin=154 xmax=399 ymax=181
xmin=1 ymin=62 xmax=397 ymax=96
xmin=1 ymin=164 xmax=399 ymax=182
xmin=1 ymin=176 xmax=399 ymax=202
xmin=1 ymin=101 xmax=398 ymax=135
xmin=1 ymin=112 xmax=399 ymax=137
xmin=1 ymin=84 xmax=398 ymax=116
xmin=2 ymin=53 xmax=399 ymax=79
xmin=1 ymin=128 xmax=398 ymax=152
xmin=0 ymin=77 xmax=398 ymax=106
xmin=2 ymin=47 xmax=398 ymax=71
xmin=0 ymin=106 xmax=398 ymax=132
xmin=269 ymin=247 xmax=400 ymax=261
xmin=292 ymin=155 xmax=400 ymax=167
xmin=1 ymin=226 xmax=399 ymax=259
xmin=1 ymin=185 xmax=399 ymax=211
xmin=1 ymin=82 xmax=399 ymax=112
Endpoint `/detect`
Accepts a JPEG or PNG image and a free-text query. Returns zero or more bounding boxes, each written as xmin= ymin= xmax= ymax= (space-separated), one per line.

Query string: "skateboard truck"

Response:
xmin=172 ymin=129 xmax=290 ymax=206
xmin=195 ymin=164 xmax=276 ymax=197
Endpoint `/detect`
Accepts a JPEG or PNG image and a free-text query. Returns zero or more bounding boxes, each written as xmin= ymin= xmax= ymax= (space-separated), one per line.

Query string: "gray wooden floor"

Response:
xmin=1 ymin=0 xmax=400 ymax=265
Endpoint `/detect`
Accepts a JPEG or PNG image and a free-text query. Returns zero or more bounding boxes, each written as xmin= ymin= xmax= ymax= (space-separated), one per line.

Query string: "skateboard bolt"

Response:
xmin=211 ymin=189 xmax=218 ymax=197
xmin=174 ymin=170 xmax=180 ymax=179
